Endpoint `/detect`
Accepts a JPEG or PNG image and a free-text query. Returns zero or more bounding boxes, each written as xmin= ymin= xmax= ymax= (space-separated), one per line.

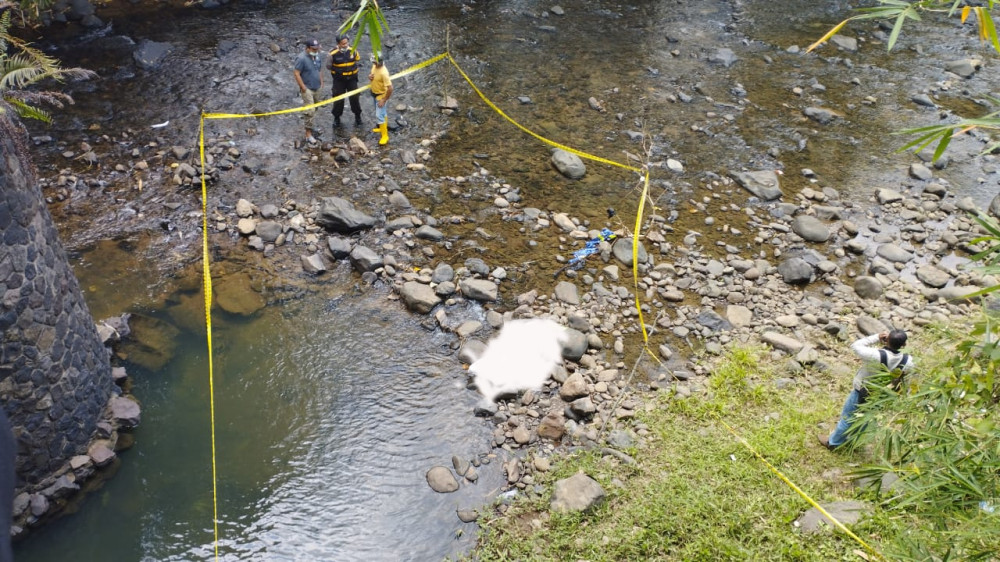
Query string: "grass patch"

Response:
xmin=472 ymin=346 xmax=895 ymax=561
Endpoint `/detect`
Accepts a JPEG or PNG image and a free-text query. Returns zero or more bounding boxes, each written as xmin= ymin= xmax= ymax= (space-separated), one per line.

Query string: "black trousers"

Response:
xmin=331 ymin=75 xmax=362 ymax=118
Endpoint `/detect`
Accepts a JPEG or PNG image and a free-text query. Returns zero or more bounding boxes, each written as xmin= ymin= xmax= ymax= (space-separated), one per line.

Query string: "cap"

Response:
xmin=305 ymin=39 xmax=319 ymax=48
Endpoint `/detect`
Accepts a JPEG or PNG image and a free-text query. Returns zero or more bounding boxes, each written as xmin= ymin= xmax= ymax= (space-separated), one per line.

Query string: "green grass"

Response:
xmin=472 ymin=346 xmax=895 ymax=561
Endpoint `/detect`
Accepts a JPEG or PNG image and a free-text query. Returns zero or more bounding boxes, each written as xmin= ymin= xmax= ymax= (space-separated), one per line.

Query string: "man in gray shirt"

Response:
xmin=293 ymin=39 xmax=325 ymax=145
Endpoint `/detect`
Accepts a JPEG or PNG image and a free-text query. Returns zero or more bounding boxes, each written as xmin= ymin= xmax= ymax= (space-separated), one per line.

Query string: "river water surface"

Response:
xmin=12 ymin=0 xmax=1000 ymax=559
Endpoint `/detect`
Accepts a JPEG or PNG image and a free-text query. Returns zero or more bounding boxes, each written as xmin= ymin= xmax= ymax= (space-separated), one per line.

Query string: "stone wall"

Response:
xmin=0 ymin=129 xmax=114 ymax=488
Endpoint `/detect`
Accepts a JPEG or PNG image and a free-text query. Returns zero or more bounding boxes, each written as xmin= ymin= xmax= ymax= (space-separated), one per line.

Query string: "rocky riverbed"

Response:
xmin=43 ymin=105 xmax=999 ymax=520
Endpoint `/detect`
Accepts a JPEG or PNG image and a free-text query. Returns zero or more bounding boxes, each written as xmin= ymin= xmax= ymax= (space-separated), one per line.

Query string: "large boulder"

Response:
xmin=426 ymin=466 xmax=459 ymax=493
xmin=778 ymin=257 xmax=814 ymax=285
xmin=612 ymin=238 xmax=648 ymax=267
xmin=853 ymin=276 xmax=883 ymax=300
xmin=399 ymin=281 xmax=441 ymax=314
xmin=315 ymin=197 xmax=377 ymax=233
xmin=876 ymin=243 xmax=914 ymax=264
xmin=551 ymin=149 xmax=586 ymax=179
xmin=915 ymin=264 xmax=951 ymax=288
xmin=732 ymin=170 xmax=782 ymax=201
xmin=550 ymin=472 xmax=605 ymax=513
xmin=460 ymin=279 xmax=498 ymax=302
xmin=349 ymin=245 xmax=382 ymax=273
xmin=791 ymin=216 xmax=831 ymax=243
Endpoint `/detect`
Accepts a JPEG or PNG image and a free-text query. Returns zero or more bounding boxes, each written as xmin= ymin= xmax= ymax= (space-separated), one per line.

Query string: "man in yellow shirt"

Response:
xmin=368 ymin=51 xmax=393 ymax=146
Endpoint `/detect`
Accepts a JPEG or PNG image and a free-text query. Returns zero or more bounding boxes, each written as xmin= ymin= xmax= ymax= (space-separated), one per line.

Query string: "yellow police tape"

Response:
xmin=717 ymin=418 xmax=887 ymax=561
xmin=196 ymin=118 xmax=220 ymax=562
xmin=196 ymin=49 xmax=881 ymax=562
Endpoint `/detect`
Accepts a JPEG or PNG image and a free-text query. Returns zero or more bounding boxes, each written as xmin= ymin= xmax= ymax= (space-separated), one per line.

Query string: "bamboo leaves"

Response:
xmin=338 ymin=0 xmax=391 ymax=61
xmin=809 ymin=1 xmax=1000 ymax=54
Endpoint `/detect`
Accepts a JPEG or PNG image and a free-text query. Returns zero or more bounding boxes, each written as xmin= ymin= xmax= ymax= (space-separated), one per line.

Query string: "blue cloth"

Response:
xmin=828 ymin=388 xmax=862 ymax=447
xmin=567 ymin=228 xmax=616 ymax=269
xmin=373 ymin=94 xmax=387 ymax=125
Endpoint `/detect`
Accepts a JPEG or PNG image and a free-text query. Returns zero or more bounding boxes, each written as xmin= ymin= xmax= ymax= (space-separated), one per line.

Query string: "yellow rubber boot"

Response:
xmin=379 ymin=122 xmax=389 ymax=145
xmin=372 ymin=125 xmax=381 ymax=133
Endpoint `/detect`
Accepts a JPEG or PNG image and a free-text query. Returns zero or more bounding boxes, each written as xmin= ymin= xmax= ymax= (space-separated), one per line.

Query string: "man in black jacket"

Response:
xmin=327 ymin=35 xmax=363 ymax=128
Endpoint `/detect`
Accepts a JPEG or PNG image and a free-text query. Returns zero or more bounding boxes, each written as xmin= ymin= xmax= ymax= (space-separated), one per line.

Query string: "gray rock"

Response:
xmin=235 ymin=198 xmax=254 ymax=217
xmin=612 ymin=238 xmax=648 ymax=266
xmin=399 ymin=282 xmax=441 ymax=313
xmin=255 ymin=221 xmax=282 ymax=243
xmin=301 ymin=253 xmax=327 ymax=274
xmin=854 ymin=276 xmax=883 ymax=299
xmin=876 ymin=188 xmax=903 ymax=204
xmin=791 ymin=216 xmax=831 ymax=242
xmin=560 ymin=372 xmax=589 ymax=400
xmin=29 ymin=494 xmax=49 ymax=518
xmin=944 ymin=58 xmax=981 ymax=78
xmin=464 ymin=258 xmax=490 ymax=276
xmin=569 ymin=396 xmax=597 ymax=417
xmin=460 ymin=279 xmax=499 ymax=301
xmin=937 ymin=285 xmax=982 ymax=302
xmin=432 ymin=263 xmax=455 ymax=283
xmin=554 ymin=281 xmax=580 ymax=304
xmin=761 ymin=332 xmax=804 ymax=353
xmin=316 ymin=197 xmax=377 ymax=233
xmin=812 ymin=205 xmax=843 ymax=220
xmin=778 ymin=258 xmax=814 ymax=285
xmin=457 ymin=509 xmax=479 ymax=523
xmin=796 ymin=501 xmax=870 ymax=533
xmin=732 ymin=170 xmax=782 ymax=201
xmin=561 ymin=329 xmax=588 ymax=361
xmin=388 ymin=190 xmax=411 ymax=209
xmin=857 ymin=315 xmax=889 ymax=336
xmin=909 ymin=163 xmax=933 ymax=181
xmin=989 ymin=193 xmax=1000 ymax=219
xmin=696 ymin=310 xmax=731 ymax=331
xmin=803 ymin=107 xmax=839 ymax=125
xmin=349 ymin=246 xmax=383 ymax=273
xmin=726 ymin=305 xmax=752 ymax=327
xmin=538 ymin=411 xmax=566 ymax=440
xmin=237 ymin=218 xmax=256 ymax=235
xmin=550 ymin=472 xmax=605 ymax=513
xmin=327 ymin=236 xmax=352 ymax=258
xmin=915 ymin=264 xmax=951 ymax=288
xmin=606 ymin=429 xmax=636 ymax=449
xmin=551 ymin=149 xmax=586 ymax=179
xmin=260 ymin=204 xmax=279 ymax=218
xmin=415 ymin=225 xmax=444 ymax=241
xmin=876 ymin=243 xmax=914 ymax=263
xmin=88 ymin=441 xmax=116 ymax=467
xmin=426 ymin=466 xmax=459 ymax=493
xmin=911 ymin=93 xmax=936 ymax=108
xmin=41 ymin=474 xmax=78 ymax=499
xmin=109 ymin=395 xmax=141 ymax=427
xmin=385 ymin=216 xmax=415 ymax=232
xmin=830 ymin=34 xmax=857 ymax=51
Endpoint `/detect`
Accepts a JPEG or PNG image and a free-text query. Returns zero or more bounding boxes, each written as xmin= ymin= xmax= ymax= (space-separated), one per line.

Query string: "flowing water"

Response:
xmin=11 ymin=0 xmax=1000 ymax=559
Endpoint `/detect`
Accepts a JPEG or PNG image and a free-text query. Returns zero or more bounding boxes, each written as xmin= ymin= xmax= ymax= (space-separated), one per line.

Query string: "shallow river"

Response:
xmin=12 ymin=0 xmax=1000 ymax=559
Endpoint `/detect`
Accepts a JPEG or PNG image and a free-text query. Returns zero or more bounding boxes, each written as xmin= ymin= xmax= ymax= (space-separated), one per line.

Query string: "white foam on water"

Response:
xmin=469 ymin=319 xmax=570 ymax=403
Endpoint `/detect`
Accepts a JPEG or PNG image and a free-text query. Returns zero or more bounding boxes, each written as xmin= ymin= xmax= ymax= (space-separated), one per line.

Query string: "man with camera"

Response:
xmin=819 ymin=329 xmax=913 ymax=450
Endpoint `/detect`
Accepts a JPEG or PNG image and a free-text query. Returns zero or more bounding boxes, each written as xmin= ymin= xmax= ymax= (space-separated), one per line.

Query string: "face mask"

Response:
xmin=339 ymin=46 xmax=349 ymax=53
